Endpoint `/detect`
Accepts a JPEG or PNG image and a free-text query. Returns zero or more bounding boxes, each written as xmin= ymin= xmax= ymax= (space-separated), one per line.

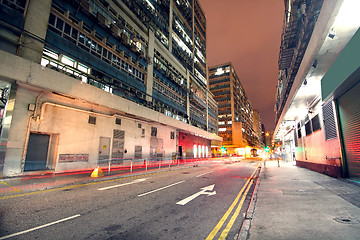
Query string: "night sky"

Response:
xmin=199 ymin=0 xmax=284 ymax=130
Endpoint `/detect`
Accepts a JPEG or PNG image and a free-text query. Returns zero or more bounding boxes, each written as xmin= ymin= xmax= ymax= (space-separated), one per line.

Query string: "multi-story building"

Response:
xmin=209 ymin=62 xmax=256 ymax=156
xmin=274 ymin=0 xmax=360 ymax=179
xmin=0 ymin=0 xmax=221 ymax=177
xmin=252 ymin=110 xmax=264 ymax=149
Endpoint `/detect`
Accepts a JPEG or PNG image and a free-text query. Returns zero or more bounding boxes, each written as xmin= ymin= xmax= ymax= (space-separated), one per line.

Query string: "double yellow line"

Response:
xmin=206 ymin=163 xmax=260 ymax=240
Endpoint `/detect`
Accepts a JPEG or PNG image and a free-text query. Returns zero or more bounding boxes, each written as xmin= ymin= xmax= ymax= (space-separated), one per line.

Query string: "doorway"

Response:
xmin=98 ymin=137 xmax=111 ymax=165
xmin=24 ymin=133 xmax=50 ymax=171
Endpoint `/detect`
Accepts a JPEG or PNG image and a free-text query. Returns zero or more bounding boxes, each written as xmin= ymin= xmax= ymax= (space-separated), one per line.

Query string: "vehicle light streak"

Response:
xmin=0 ymin=214 xmax=81 ymax=240
xmin=138 ymin=180 xmax=185 ymax=197
xmin=196 ymin=171 xmax=214 ymax=177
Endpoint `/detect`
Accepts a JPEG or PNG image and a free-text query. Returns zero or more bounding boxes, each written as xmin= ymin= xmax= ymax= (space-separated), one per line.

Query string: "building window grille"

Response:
xmin=88 ymin=116 xmax=96 ymax=124
xmin=151 ymin=127 xmax=157 ymax=137
xmin=311 ymin=115 xmax=321 ymax=132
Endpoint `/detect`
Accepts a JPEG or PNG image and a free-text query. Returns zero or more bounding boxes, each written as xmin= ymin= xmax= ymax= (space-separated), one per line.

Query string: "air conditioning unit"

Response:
xmin=97 ymin=12 xmax=109 ymax=28
xmin=110 ymin=24 xmax=120 ymax=37
xmin=80 ymin=0 xmax=93 ymax=16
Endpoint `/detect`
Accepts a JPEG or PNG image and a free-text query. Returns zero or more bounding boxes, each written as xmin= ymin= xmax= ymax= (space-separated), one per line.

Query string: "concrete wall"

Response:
xmin=4 ymin=85 xmax=177 ymax=173
xmin=295 ymin=104 xmax=341 ymax=176
xmin=0 ymin=51 xmax=220 ymax=176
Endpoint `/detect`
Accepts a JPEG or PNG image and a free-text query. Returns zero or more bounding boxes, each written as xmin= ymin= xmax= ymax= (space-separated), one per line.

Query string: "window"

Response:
xmin=305 ymin=121 xmax=312 ymax=136
xmin=138 ymin=123 xmax=142 ymax=128
xmin=151 ymin=127 xmax=157 ymax=137
xmin=297 ymin=123 xmax=302 ymax=138
xmin=115 ymin=118 xmax=121 ymax=125
xmin=142 ymin=129 xmax=145 ymax=136
xmin=88 ymin=116 xmax=96 ymax=124
xmin=170 ymin=132 xmax=175 ymax=139
xmin=311 ymin=115 xmax=321 ymax=132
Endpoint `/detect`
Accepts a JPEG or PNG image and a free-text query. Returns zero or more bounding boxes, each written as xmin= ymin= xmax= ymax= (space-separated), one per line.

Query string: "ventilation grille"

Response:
xmin=322 ymin=101 xmax=337 ymax=140
xmin=134 ymin=145 xmax=142 ymax=159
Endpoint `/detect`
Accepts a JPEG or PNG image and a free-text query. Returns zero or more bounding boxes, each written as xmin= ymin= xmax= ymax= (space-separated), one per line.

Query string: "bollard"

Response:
xmin=108 ymin=160 xmax=111 ymax=174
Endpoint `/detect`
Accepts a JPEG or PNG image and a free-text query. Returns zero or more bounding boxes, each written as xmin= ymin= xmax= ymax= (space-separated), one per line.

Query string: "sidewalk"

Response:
xmin=246 ymin=160 xmax=360 ymax=240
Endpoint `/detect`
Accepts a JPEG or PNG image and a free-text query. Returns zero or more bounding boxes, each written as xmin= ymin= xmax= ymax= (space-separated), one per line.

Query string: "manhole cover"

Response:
xmin=334 ymin=217 xmax=360 ymax=224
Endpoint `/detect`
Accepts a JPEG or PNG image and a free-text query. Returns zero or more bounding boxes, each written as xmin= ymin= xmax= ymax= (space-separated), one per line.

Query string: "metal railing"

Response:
xmin=97 ymin=156 xmax=210 ymax=175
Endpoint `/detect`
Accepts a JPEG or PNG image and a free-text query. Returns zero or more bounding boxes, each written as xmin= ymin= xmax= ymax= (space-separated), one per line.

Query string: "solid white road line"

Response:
xmin=0 ymin=214 xmax=81 ymax=240
xmin=138 ymin=180 xmax=185 ymax=197
xmin=196 ymin=171 xmax=214 ymax=178
xmin=98 ymin=178 xmax=148 ymax=191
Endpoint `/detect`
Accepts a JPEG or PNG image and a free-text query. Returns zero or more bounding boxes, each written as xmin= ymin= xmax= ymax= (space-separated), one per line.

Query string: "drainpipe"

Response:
xmin=22 ymin=91 xmax=44 ymax=167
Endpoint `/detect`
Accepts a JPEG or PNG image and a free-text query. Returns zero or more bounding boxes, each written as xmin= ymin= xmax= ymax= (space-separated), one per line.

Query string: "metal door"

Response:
xmin=24 ymin=133 xmax=50 ymax=171
xmin=338 ymin=80 xmax=360 ymax=179
xmin=98 ymin=137 xmax=110 ymax=165
xmin=112 ymin=130 xmax=125 ymax=163
xmin=150 ymin=137 xmax=163 ymax=159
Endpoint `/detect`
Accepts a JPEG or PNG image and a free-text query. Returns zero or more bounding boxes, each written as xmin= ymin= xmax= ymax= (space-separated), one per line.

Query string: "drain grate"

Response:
xmin=334 ymin=216 xmax=360 ymax=224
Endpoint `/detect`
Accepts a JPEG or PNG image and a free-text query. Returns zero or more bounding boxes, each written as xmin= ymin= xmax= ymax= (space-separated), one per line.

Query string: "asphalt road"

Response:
xmin=0 ymin=159 xmax=260 ymax=240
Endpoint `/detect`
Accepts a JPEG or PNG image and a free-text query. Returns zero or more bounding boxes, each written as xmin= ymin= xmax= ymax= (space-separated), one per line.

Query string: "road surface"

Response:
xmin=0 ymin=158 xmax=260 ymax=240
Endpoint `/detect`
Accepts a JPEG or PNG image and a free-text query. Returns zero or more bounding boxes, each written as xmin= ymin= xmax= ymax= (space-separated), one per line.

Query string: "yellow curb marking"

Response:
xmin=206 ymin=163 xmax=260 ymax=240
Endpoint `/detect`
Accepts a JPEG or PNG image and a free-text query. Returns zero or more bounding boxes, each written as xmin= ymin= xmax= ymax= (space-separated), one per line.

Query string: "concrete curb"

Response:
xmin=236 ymin=163 xmax=264 ymax=240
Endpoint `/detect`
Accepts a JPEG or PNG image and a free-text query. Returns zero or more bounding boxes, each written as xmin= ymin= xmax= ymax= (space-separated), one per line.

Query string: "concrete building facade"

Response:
xmin=0 ymin=0 xmax=221 ymax=177
xmin=209 ymin=62 xmax=259 ymax=156
xmin=274 ymin=0 xmax=360 ymax=179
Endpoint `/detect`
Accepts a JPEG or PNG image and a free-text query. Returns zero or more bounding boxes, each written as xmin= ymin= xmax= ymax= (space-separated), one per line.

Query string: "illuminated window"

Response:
xmin=215 ymin=68 xmax=224 ymax=75
xmin=218 ymin=121 xmax=225 ymax=125
xmin=205 ymin=146 xmax=209 ymax=157
xmin=228 ymin=121 xmax=232 ymax=124
xmin=219 ymin=128 xmax=226 ymax=132
xmin=61 ymin=55 xmax=75 ymax=67
xmin=198 ymin=145 xmax=201 ymax=158
xmin=78 ymin=63 xmax=90 ymax=74
xmin=202 ymin=146 xmax=205 ymax=158
xmin=193 ymin=145 xmax=197 ymax=158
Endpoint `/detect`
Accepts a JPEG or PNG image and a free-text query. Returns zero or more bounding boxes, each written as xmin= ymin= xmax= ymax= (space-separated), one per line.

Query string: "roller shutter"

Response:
xmin=338 ymin=80 xmax=360 ymax=179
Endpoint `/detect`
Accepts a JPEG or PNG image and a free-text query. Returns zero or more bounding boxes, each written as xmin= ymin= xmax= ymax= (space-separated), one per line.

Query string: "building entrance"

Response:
xmin=24 ymin=133 xmax=50 ymax=171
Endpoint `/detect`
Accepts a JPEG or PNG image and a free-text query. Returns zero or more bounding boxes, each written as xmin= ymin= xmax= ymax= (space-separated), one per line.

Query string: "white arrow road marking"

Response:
xmin=98 ymin=178 xmax=148 ymax=191
xmin=176 ymin=184 xmax=216 ymax=205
